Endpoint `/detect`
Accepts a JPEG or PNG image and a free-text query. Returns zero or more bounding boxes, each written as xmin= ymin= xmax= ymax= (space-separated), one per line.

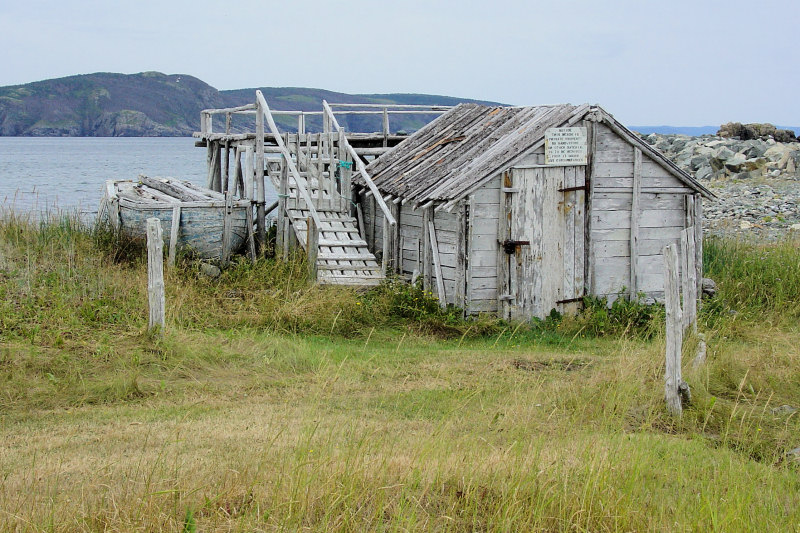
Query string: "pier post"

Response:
xmin=255 ymin=97 xmax=266 ymax=252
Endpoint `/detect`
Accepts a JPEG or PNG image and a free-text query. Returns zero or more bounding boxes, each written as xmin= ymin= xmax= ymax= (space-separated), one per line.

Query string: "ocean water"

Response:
xmin=0 ymin=137 xmax=212 ymax=217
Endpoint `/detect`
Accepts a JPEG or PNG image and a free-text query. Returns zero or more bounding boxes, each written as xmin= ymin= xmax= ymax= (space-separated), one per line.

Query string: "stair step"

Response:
xmin=319 ymin=253 xmax=379 ymax=261
xmin=317 ymin=264 xmax=381 ymax=272
xmin=318 ymin=276 xmax=383 ymax=287
xmin=293 ymin=222 xmax=360 ymax=233
xmin=270 ymin=142 xmax=384 ymax=287
xmin=318 ymin=238 xmax=368 ymax=247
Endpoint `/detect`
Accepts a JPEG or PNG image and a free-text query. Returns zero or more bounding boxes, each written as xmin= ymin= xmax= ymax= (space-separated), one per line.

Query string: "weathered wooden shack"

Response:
xmin=358 ymin=103 xmax=713 ymax=319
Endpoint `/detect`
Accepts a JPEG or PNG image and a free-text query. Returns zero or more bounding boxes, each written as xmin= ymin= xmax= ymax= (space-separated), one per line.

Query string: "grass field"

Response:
xmin=1 ymin=213 xmax=799 ymax=531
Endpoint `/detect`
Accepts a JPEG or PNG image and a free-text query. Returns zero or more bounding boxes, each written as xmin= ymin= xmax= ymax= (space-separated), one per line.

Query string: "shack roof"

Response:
xmin=363 ymin=103 xmax=712 ymax=209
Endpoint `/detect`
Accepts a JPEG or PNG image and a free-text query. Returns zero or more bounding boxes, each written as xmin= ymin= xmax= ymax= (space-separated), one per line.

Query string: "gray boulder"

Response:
xmin=701 ymin=278 xmax=717 ymax=298
xmin=724 ymin=153 xmax=747 ymax=172
xmin=691 ymin=154 xmax=710 ymax=171
xmin=772 ymin=405 xmax=797 ymax=416
xmin=200 ymin=263 xmax=221 ymax=279
xmin=694 ymin=165 xmax=713 ymax=181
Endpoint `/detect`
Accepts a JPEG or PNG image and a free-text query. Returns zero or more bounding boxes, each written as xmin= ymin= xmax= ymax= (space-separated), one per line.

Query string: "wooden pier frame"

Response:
xmin=193 ymin=92 xmax=453 ymax=287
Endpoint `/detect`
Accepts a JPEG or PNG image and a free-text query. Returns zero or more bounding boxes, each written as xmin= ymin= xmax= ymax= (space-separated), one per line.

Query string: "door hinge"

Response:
xmin=556 ymin=296 xmax=584 ymax=304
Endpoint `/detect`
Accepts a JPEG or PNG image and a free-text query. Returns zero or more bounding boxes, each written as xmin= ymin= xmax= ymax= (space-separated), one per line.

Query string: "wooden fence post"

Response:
xmin=307 ymin=215 xmax=319 ymax=281
xmin=146 ymin=218 xmax=165 ymax=333
xmin=663 ymin=244 xmax=684 ymax=416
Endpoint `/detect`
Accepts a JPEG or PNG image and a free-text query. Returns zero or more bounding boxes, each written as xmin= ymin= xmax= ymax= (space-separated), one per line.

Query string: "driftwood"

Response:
xmin=140 ymin=176 xmax=206 ymax=201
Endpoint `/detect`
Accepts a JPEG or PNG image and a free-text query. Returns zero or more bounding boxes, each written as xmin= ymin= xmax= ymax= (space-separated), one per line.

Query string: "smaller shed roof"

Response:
xmin=363 ymin=103 xmax=712 ymax=209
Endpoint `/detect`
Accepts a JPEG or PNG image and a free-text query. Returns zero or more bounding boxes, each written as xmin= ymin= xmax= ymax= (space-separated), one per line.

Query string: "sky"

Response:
xmin=1 ymin=0 xmax=799 ymax=126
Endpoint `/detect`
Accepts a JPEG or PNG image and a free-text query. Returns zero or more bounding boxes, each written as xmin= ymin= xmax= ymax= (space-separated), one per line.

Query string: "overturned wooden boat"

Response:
xmin=99 ymin=175 xmax=252 ymax=261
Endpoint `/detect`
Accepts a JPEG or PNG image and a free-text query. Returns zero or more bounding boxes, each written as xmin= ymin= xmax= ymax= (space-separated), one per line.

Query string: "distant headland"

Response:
xmin=0 ymin=72 xmax=500 ymax=137
xmin=1 ymin=71 xmax=797 ymax=137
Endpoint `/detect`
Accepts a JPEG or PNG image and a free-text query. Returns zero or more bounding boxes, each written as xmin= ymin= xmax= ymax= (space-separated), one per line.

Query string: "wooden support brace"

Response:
xmin=168 ymin=206 xmax=180 ymax=267
xmin=428 ymin=220 xmax=446 ymax=308
xmin=307 ymin=216 xmax=319 ymax=281
xmin=422 ymin=207 xmax=432 ymax=291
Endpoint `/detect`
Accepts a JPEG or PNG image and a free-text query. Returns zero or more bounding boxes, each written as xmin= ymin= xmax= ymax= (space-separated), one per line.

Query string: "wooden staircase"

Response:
xmin=193 ymin=91 xmax=405 ymax=287
xmin=268 ymin=172 xmax=383 ymax=286
xmin=257 ymin=92 xmax=396 ymax=287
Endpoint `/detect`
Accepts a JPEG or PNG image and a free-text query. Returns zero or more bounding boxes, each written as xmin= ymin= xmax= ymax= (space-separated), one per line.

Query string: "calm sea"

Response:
xmin=0 ymin=137 xmax=275 ymax=218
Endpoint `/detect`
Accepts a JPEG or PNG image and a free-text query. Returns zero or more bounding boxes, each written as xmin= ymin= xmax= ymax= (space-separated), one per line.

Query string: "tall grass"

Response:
xmin=702 ymin=236 xmax=800 ymax=325
xmin=2 ymin=212 xmax=800 ymax=530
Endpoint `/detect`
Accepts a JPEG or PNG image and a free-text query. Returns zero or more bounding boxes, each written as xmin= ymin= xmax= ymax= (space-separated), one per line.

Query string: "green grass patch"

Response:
xmin=2 ymin=212 xmax=800 ymax=530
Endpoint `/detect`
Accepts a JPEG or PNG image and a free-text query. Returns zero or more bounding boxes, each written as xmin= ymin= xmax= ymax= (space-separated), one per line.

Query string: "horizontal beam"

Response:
xmin=201 ymin=104 xmax=257 ymax=114
xmin=328 ymin=103 xmax=454 ymax=110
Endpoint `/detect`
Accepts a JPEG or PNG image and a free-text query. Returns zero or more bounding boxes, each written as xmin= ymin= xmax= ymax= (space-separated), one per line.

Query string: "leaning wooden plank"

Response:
xmin=168 ymin=206 xmax=181 ymax=267
xmin=221 ymin=190 xmax=233 ymax=264
xmin=694 ymin=194 xmax=703 ymax=297
xmin=245 ymin=205 xmax=256 ymax=263
xmin=681 ymin=227 xmax=697 ymax=332
xmin=321 ymin=100 xmax=395 ymax=226
xmin=428 ymin=220 xmax=447 ymax=308
xmin=257 ymin=91 xmax=321 ymax=227
xmin=422 ymin=207 xmax=432 ymax=291
xmin=307 ymin=216 xmax=319 ymax=280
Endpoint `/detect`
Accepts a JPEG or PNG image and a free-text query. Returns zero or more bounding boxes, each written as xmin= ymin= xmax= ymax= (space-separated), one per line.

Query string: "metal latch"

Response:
xmin=557 ymin=184 xmax=588 ymax=193
xmin=502 ymin=239 xmax=530 ymax=254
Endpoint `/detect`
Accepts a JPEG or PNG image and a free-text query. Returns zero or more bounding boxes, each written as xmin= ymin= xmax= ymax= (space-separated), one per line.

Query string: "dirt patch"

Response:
xmin=510 ymin=358 xmax=590 ymax=372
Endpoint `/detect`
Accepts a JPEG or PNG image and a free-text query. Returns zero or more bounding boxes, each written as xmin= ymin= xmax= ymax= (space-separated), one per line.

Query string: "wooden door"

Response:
xmin=499 ymin=166 xmax=586 ymax=319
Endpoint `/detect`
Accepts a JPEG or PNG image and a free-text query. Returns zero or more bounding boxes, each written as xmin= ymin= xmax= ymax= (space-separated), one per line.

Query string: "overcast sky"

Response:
xmin=2 ymin=0 xmax=798 ymax=126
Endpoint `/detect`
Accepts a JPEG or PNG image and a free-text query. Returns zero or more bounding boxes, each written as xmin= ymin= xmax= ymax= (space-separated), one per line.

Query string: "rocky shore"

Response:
xmin=639 ymin=124 xmax=800 ymax=239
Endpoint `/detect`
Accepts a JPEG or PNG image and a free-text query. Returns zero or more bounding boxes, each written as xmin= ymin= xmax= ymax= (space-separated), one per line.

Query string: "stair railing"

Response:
xmin=256 ymin=90 xmax=321 ymax=279
xmin=322 ymin=100 xmax=396 ymax=274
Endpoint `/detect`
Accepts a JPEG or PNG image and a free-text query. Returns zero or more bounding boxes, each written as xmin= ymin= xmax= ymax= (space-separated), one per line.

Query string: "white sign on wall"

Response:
xmin=545 ymin=127 xmax=588 ymax=166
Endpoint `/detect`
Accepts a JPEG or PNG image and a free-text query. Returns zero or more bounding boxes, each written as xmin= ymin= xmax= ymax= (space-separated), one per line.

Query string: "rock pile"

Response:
xmin=640 ymin=132 xmax=800 ymax=183
xmin=638 ymin=129 xmax=800 ymax=239
xmin=718 ymin=122 xmax=797 ymax=143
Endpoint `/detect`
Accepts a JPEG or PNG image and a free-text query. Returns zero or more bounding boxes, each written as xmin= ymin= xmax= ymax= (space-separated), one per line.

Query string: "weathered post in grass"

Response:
xmin=663 ymin=244 xmax=684 ymax=416
xmin=146 ymin=218 xmax=166 ymax=333
xmin=307 ymin=215 xmax=319 ymax=281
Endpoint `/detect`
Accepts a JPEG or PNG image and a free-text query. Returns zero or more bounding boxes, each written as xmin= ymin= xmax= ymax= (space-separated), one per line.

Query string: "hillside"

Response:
xmin=0 ymin=72 xmax=500 ymax=137
xmin=0 ymin=72 xmax=225 ymax=136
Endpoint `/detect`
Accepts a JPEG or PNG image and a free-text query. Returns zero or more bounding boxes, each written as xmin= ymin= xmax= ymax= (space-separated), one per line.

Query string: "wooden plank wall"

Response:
xmin=359 ymin=176 xmax=502 ymax=313
xmin=361 ymin=192 xmax=465 ymax=307
xmin=590 ymin=123 xmax=696 ymax=299
xmin=467 ymin=176 xmax=502 ymax=314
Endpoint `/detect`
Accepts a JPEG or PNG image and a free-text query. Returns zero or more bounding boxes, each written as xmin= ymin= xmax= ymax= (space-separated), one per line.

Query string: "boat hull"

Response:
xmin=101 ymin=178 xmax=251 ymax=261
